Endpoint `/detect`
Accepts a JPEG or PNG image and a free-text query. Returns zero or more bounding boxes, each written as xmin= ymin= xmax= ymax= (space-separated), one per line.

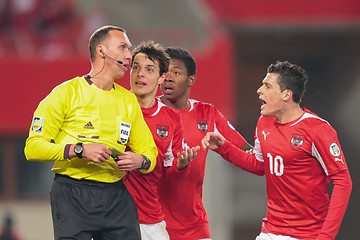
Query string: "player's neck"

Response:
xmin=136 ymin=95 xmax=156 ymax=108
xmin=276 ymin=105 xmax=304 ymax=124
xmin=160 ymin=96 xmax=189 ymax=110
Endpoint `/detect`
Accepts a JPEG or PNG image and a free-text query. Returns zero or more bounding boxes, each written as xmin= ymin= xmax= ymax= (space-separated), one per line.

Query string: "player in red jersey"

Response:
xmin=202 ymin=61 xmax=352 ymax=240
xmin=157 ymin=47 xmax=252 ymax=240
xmin=125 ymin=41 xmax=200 ymax=240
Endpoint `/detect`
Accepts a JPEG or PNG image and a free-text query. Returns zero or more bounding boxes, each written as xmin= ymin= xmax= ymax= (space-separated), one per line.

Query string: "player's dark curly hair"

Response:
xmin=267 ymin=61 xmax=308 ymax=104
xmin=131 ymin=41 xmax=170 ymax=76
xmin=88 ymin=25 xmax=125 ymax=63
xmin=165 ymin=47 xmax=196 ymax=77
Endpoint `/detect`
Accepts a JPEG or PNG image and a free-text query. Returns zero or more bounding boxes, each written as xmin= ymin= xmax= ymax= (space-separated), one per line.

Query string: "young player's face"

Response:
xmin=257 ymin=73 xmax=286 ymax=117
xmin=161 ymin=59 xmax=191 ymax=101
xmin=102 ymin=30 xmax=132 ymax=78
xmin=130 ymin=53 xmax=163 ymax=98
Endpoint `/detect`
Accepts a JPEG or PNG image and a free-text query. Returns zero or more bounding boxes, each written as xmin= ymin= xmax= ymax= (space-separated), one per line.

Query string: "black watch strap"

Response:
xmin=74 ymin=143 xmax=83 ymax=158
xmin=139 ymin=155 xmax=151 ymax=170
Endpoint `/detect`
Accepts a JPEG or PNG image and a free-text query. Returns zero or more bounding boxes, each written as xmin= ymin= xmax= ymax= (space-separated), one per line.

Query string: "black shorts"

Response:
xmin=50 ymin=174 xmax=141 ymax=240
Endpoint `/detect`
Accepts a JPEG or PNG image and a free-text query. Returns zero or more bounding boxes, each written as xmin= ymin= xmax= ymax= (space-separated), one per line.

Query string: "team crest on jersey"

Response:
xmin=119 ymin=121 xmax=131 ymax=144
xmin=31 ymin=116 xmax=44 ymax=133
xmin=291 ymin=134 xmax=304 ymax=149
xmin=329 ymin=143 xmax=341 ymax=156
xmin=197 ymin=120 xmax=208 ymax=134
xmin=157 ymin=124 xmax=169 ymax=140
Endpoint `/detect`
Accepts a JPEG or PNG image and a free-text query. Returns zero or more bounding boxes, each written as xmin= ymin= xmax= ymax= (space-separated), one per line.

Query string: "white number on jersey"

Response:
xmin=267 ymin=153 xmax=284 ymax=176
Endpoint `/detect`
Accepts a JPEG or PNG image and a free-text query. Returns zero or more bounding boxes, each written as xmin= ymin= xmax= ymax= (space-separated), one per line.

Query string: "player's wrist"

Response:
xmin=177 ymin=162 xmax=188 ymax=171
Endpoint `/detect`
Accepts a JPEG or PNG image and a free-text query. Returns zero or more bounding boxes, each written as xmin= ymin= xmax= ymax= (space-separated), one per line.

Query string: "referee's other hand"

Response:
xmin=115 ymin=152 xmax=144 ymax=171
xmin=82 ymin=143 xmax=112 ymax=163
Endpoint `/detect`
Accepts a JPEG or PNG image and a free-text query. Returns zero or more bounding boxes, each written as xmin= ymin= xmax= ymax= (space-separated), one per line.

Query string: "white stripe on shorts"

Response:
xmin=255 ymin=232 xmax=302 ymax=240
xmin=140 ymin=220 xmax=170 ymax=240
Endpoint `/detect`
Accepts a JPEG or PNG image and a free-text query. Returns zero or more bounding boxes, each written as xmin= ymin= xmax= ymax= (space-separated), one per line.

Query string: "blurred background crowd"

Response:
xmin=0 ymin=0 xmax=82 ymax=59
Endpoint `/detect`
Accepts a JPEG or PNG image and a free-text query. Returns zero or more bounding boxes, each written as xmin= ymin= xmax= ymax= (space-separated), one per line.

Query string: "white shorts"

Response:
xmin=140 ymin=220 xmax=169 ymax=240
xmin=255 ymin=232 xmax=302 ymax=240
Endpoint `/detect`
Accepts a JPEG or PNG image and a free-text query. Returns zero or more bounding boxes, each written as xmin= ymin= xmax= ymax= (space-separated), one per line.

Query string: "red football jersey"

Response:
xmin=124 ymin=99 xmax=184 ymax=224
xmin=254 ymin=108 xmax=348 ymax=239
xmin=158 ymin=98 xmax=246 ymax=240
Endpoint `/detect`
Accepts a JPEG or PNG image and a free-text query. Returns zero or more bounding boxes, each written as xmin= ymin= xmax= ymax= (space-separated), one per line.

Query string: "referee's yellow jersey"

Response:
xmin=25 ymin=76 xmax=157 ymax=183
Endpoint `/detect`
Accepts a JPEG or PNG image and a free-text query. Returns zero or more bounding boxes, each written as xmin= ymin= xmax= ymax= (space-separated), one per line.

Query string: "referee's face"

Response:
xmin=103 ymin=30 xmax=132 ymax=79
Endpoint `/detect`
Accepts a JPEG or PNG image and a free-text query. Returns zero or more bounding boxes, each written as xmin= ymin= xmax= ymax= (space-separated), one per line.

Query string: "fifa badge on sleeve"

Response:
xmin=329 ymin=143 xmax=341 ymax=156
xmin=119 ymin=121 xmax=131 ymax=144
xmin=31 ymin=116 xmax=44 ymax=133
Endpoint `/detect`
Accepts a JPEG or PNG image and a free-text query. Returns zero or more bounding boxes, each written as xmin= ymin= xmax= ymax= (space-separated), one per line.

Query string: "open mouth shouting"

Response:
xmin=259 ymin=96 xmax=266 ymax=110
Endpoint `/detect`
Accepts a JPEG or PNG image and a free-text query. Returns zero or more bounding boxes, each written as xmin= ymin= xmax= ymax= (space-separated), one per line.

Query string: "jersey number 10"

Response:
xmin=267 ymin=153 xmax=284 ymax=176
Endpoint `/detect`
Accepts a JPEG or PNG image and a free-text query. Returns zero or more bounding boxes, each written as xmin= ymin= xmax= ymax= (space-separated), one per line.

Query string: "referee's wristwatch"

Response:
xmin=139 ymin=155 xmax=151 ymax=170
xmin=74 ymin=143 xmax=84 ymax=158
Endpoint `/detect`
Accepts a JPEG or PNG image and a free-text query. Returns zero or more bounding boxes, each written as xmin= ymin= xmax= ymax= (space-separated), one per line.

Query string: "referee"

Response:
xmin=24 ymin=25 xmax=158 ymax=240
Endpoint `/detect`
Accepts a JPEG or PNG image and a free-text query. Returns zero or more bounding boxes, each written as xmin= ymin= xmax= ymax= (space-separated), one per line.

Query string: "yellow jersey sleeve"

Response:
xmin=24 ymin=81 xmax=70 ymax=162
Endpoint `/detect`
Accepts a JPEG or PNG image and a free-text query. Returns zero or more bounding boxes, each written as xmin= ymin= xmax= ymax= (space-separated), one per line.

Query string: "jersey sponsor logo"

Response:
xmin=197 ymin=120 xmax=208 ymax=134
xmin=156 ymin=124 xmax=169 ymax=140
xmin=31 ymin=116 xmax=44 ymax=133
xmin=329 ymin=143 xmax=341 ymax=157
xmin=262 ymin=130 xmax=270 ymax=140
xmin=119 ymin=121 xmax=131 ymax=144
xmin=83 ymin=121 xmax=94 ymax=129
xmin=291 ymin=134 xmax=304 ymax=149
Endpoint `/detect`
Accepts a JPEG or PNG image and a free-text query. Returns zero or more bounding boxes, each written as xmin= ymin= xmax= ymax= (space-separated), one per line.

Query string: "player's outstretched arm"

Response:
xmin=201 ymin=132 xmax=225 ymax=150
xmin=202 ymin=132 xmax=264 ymax=176
xmin=176 ymin=146 xmax=200 ymax=170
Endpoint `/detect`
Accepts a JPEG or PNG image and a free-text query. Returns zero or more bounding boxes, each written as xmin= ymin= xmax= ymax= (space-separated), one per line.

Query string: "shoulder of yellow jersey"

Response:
xmin=113 ymin=82 xmax=137 ymax=99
